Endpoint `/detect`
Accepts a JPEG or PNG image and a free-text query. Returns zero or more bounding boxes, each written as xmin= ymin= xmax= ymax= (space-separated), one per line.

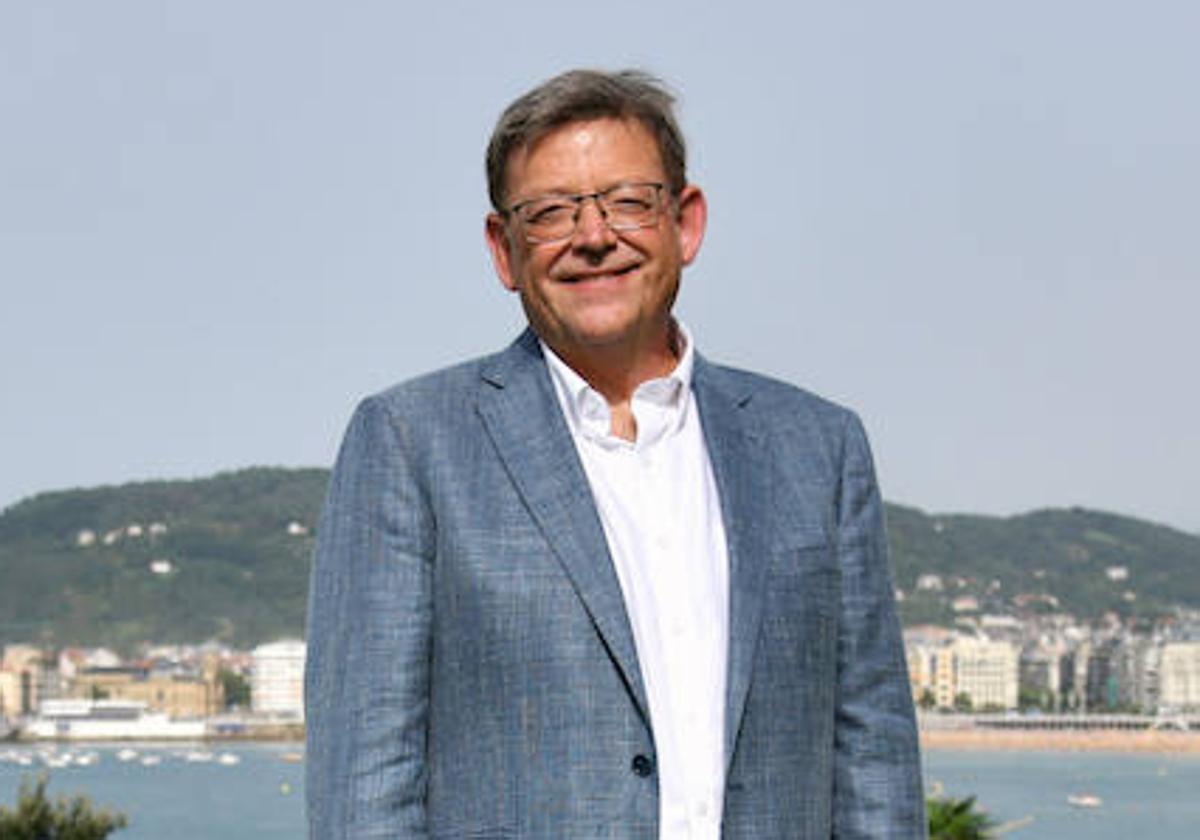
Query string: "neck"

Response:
xmin=548 ymin=321 xmax=682 ymax=406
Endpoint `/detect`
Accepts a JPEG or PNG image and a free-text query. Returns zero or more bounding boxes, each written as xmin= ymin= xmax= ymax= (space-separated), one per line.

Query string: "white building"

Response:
xmin=1159 ymin=641 xmax=1200 ymax=711
xmin=951 ymin=637 xmax=1019 ymax=711
xmin=904 ymin=629 xmax=1019 ymax=711
xmin=915 ymin=574 xmax=944 ymax=592
xmin=251 ymin=640 xmax=306 ymax=719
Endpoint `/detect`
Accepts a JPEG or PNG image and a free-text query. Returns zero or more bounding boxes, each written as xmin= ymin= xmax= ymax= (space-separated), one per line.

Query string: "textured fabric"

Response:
xmin=305 ymin=329 xmax=926 ymax=839
xmin=542 ymin=327 xmax=729 ymax=840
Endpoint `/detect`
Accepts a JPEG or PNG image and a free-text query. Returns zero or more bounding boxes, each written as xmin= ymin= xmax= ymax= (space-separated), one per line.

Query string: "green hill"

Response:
xmin=0 ymin=468 xmax=327 ymax=651
xmin=887 ymin=504 xmax=1200 ymax=626
xmin=1 ymin=468 xmax=1197 ymax=650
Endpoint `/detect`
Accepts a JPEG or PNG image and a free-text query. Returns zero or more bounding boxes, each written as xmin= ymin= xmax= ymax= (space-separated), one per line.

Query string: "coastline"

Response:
xmin=921 ymin=727 xmax=1200 ymax=753
xmin=6 ymin=724 xmax=306 ymax=744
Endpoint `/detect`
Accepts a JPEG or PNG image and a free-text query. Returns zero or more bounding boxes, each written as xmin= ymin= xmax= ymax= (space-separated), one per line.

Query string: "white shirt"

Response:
xmin=542 ymin=326 xmax=730 ymax=840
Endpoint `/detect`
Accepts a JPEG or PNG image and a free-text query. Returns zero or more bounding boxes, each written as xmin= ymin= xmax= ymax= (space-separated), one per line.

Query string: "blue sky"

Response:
xmin=3 ymin=2 xmax=1197 ymax=532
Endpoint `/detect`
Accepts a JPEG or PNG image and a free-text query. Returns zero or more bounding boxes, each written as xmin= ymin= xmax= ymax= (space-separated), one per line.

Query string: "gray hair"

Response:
xmin=486 ymin=69 xmax=687 ymax=211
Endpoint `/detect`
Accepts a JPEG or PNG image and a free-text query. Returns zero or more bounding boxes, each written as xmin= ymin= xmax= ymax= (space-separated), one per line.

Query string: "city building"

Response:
xmin=0 ymin=645 xmax=59 ymax=718
xmin=1159 ymin=641 xmax=1200 ymax=711
xmin=69 ymin=660 xmax=223 ymax=718
xmin=251 ymin=639 xmax=306 ymax=719
xmin=904 ymin=630 xmax=1019 ymax=711
xmin=1113 ymin=635 xmax=1160 ymax=712
xmin=950 ymin=637 xmax=1019 ymax=711
xmin=1019 ymin=643 xmax=1063 ymax=710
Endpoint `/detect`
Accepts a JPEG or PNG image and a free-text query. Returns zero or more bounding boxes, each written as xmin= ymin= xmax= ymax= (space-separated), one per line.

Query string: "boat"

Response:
xmin=216 ymin=752 xmax=241 ymax=766
xmin=23 ymin=699 xmax=207 ymax=741
xmin=1067 ymin=793 xmax=1103 ymax=808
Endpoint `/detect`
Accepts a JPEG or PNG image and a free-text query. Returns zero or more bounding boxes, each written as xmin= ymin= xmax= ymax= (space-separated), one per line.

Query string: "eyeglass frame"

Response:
xmin=501 ymin=181 xmax=670 ymax=244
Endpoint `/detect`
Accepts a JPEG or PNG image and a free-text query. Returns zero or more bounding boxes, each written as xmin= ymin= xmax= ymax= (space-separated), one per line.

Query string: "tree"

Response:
xmin=1018 ymin=687 xmax=1055 ymax=713
xmin=0 ymin=774 xmax=127 ymax=839
xmin=927 ymin=793 xmax=997 ymax=840
xmin=918 ymin=688 xmax=937 ymax=711
xmin=953 ymin=692 xmax=974 ymax=713
xmin=217 ymin=668 xmax=251 ymax=709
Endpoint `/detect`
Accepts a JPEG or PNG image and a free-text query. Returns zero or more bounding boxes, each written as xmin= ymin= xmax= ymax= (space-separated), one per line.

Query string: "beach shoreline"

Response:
xmin=921 ymin=727 xmax=1200 ymax=753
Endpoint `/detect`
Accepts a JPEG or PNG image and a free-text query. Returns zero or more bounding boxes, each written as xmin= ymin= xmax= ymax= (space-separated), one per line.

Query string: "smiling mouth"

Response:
xmin=562 ymin=264 xmax=639 ymax=283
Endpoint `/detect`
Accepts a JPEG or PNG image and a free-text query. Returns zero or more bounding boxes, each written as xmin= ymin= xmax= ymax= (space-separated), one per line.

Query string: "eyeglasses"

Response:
xmin=505 ymin=182 xmax=665 ymax=244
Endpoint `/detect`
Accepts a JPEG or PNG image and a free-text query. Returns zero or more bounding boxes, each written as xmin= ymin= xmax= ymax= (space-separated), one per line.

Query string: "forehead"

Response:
xmin=505 ymin=117 xmax=664 ymax=199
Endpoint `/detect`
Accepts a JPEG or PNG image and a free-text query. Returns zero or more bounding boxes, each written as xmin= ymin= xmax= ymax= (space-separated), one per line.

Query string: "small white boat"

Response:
xmin=1067 ymin=794 xmax=1102 ymax=808
xmin=216 ymin=752 xmax=241 ymax=766
xmin=116 ymin=748 xmax=139 ymax=762
xmin=140 ymin=755 xmax=162 ymax=767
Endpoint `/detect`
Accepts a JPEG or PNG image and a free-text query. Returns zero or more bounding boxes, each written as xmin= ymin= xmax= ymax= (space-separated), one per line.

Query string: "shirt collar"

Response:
xmin=542 ymin=321 xmax=695 ymax=450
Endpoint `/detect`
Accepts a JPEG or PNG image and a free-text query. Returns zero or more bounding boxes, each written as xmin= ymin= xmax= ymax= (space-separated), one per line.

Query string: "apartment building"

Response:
xmin=951 ymin=637 xmax=1019 ymax=711
xmin=1159 ymin=641 xmax=1200 ymax=711
xmin=904 ymin=630 xmax=1019 ymax=711
xmin=251 ymin=639 xmax=306 ymax=719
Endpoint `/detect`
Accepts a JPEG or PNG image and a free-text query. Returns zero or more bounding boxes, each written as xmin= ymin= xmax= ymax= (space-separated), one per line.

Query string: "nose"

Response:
xmin=571 ymin=196 xmax=618 ymax=251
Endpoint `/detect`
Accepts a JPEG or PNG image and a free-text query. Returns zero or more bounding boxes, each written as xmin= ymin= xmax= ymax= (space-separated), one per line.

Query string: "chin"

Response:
xmin=569 ymin=317 xmax=641 ymax=345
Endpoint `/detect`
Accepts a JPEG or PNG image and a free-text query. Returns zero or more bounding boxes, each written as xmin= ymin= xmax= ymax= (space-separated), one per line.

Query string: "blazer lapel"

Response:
xmin=692 ymin=356 xmax=774 ymax=772
xmin=475 ymin=331 xmax=650 ymax=723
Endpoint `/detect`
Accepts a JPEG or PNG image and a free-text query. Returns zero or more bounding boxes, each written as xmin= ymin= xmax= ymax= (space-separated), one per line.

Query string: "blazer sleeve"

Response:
xmin=305 ymin=395 xmax=435 ymax=839
xmin=831 ymin=413 xmax=927 ymax=839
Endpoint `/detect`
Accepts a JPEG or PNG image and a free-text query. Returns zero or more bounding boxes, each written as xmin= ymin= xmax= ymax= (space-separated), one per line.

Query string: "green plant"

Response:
xmin=927 ymin=793 xmax=996 ymax=840
xmin=218 ymin=668 xmax=251 ymax=709
xmin=0 ymin=774 xmax=127 ymax=839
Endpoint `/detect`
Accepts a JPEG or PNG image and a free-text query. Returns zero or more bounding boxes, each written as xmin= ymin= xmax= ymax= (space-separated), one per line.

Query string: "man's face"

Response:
xmin=485 ymin=118 xmax=706 ymax=363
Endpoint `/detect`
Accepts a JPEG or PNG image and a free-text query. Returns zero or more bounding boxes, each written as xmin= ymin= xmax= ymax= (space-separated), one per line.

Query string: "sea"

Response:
xmin=2 ymin=743 xmax=1198 ymax=838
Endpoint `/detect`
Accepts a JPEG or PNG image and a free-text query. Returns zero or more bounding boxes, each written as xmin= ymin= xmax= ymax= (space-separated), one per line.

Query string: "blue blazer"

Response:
xmin=305 ymin=330 xmax=925 ymax=839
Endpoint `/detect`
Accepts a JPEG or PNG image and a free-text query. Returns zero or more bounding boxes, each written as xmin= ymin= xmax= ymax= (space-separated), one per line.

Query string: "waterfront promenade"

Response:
xmin=922 ymin=725 xmax=1200 ymax=753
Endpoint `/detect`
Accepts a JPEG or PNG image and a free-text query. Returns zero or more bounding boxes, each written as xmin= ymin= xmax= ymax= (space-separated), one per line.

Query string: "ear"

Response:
xmin=485 ymin=213 xmax=520 ymax=292
xmin=673 ymin=185 xmax=707 ymax=266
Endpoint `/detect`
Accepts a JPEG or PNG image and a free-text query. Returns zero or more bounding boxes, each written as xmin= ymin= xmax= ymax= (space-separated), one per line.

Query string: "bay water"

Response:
xmin=2 ymin=742 xmax=1198 ymax=837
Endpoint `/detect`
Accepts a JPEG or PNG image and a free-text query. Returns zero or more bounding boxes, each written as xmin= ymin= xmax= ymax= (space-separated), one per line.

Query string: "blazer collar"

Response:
xmin=477 ymin=332 xmax=774 ymax=766
xmin=691 ymin=356 xmax=774 ymax=773
xmin=476 ymin=330 xmax=650 ymax=724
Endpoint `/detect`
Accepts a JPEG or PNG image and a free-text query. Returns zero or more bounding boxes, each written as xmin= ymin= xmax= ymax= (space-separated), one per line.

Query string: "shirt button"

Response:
xmin=631 ymin=754 xmax=655 ymax=777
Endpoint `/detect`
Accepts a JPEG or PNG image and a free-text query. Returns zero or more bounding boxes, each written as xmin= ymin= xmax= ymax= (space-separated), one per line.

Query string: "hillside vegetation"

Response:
xmin=0 ymin=468 xmax=326 ymax=650
xmin=1 ymin=468 xmax=1197 ymax=650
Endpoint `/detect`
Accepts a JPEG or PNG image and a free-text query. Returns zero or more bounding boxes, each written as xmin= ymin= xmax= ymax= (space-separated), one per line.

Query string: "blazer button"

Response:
xmin=631 ymin=754 xmax=655 ymax=777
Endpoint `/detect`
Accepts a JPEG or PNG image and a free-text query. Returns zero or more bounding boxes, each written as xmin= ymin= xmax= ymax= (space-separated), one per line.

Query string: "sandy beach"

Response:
xmin=921 ymin=727 xmax=1200 ymax=753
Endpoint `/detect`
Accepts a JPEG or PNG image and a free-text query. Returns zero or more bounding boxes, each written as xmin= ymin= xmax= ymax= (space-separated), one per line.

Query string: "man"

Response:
xmin=306 ymin=69 xmax=925 ymax=839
